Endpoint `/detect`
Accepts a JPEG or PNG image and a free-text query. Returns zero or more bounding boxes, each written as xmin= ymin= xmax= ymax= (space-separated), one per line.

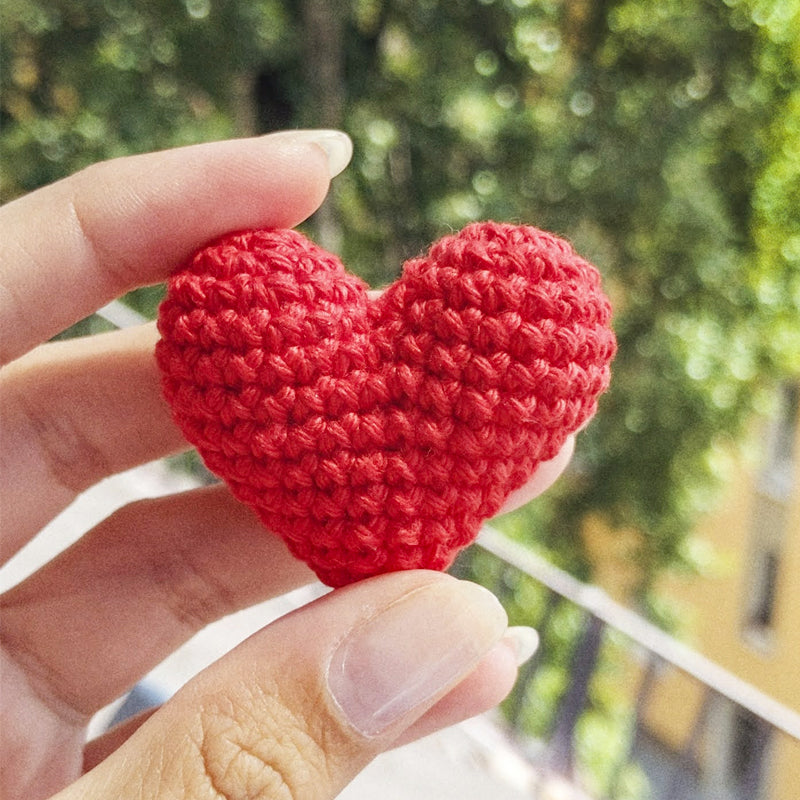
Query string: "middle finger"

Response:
xmin=0 ymin=323 xmax=187 ymax=561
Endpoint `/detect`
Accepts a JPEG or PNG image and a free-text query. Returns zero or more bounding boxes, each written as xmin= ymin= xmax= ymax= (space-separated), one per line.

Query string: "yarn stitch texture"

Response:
xmin=156 ymin=221 xmax=617 ymax=587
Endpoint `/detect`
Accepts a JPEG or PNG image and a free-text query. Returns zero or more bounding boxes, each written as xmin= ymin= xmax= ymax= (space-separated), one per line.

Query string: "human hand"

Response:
xmin=0 ymin=131 xmax=565 ymax=800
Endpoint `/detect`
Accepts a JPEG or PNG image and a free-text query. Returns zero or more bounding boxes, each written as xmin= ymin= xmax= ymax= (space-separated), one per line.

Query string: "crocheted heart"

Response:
xmin=156 ymin=221 xmax=616 ymax=586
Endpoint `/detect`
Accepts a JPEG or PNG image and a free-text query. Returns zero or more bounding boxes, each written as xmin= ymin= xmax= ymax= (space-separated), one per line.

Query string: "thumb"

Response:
xmin=57 ymin=571 xmax=512 ymax=800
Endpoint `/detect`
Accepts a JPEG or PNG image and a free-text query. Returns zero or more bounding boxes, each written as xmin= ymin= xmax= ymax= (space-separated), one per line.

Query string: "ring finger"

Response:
xmin=0 ymin=483 xmax=315 ymax=720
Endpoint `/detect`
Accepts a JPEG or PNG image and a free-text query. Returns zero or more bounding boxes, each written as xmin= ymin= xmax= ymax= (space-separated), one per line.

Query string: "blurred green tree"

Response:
xmin=2 ymin=0 xmax=798 ymax=606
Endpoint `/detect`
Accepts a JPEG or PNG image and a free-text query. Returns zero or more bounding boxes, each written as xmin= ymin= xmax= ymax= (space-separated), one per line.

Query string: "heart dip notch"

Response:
xmin=156 ymin=222 xmax=617 ymax=586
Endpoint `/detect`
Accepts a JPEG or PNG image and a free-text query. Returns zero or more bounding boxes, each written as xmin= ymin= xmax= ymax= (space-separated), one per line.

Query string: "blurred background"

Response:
xmin=2 ymin=1 xmax=799 ymax=798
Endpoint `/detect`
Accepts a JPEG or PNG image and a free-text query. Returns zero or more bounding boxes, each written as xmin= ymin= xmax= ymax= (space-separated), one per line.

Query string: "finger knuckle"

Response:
xmin=6 ymin=374 xmax=111 ymax=495
xmin=188 ymin=689 xmax=332 ymax=800
xmin=147 ymin=532 xmax=238 ymax=632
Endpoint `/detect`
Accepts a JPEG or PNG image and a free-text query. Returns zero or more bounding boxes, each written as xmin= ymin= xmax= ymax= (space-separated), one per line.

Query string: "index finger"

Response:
xmin=0 ymin=130 xmax=352 ymax=365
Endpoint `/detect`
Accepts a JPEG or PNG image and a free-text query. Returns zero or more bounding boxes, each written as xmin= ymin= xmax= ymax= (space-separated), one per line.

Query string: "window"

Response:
xmin=747 ymin=549 xmax=780 ymax=631
xmin=743 ymin=489 xmax=788 ymax=643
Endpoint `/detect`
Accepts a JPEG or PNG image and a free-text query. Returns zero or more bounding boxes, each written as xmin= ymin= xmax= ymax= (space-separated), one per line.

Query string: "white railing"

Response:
xmin=456 ymin=527 xmax=800 ymax=800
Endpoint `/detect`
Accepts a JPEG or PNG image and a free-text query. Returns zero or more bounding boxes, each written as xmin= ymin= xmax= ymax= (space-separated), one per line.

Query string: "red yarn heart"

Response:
xmin=156 ymin=221 xmax=616 ymax=586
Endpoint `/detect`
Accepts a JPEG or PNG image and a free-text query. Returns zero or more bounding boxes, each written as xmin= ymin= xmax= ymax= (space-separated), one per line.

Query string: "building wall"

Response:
xmin=644 ymin=382 xmax=800 ymax=799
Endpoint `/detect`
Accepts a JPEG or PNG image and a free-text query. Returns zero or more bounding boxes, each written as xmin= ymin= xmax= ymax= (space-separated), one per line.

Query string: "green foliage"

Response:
xmin=750 ymin=3 xmax=800 ymax=374
xmin=2 ymin=1 xmax=213 ymax=194
xmin=2 ymin=0 xmax=798 ymax=595
xmin=489 ymin=0 xmax=800 ymax=594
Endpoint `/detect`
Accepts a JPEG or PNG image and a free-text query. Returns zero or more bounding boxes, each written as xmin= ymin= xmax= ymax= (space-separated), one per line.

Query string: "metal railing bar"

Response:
xmin=95 ymin=300 xmax=150 ymax=329
xmin=546 ymin=613 xmax=606 ymax=775
xmin=508 ymin=589 xmax=561 ymax=729
xmin=739 ymin=714 xmax=772 ymax=798
xmin=477 ymin=526 xmax=800 ymax=741
xmin=663 ymin=687 xmax=712 ymax=800
xmin=603 ymin=650 xmax=661 ymax=800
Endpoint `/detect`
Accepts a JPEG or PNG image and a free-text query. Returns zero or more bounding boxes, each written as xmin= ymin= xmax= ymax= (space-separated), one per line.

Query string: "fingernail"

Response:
xmin=311 ymin=130 xmax=353 ymax=178
xmin=502 ymin=626 xmax=540 ymax=666
xmin=327 ymin=579 xmax=507 ymax=737
xmin=276 ymin=129 xmax=353 ymax=178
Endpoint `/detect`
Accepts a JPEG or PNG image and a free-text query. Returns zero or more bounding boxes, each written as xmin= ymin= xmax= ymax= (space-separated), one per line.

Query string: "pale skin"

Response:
xmin=0 ymin=131 xmax=573 ymax=800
